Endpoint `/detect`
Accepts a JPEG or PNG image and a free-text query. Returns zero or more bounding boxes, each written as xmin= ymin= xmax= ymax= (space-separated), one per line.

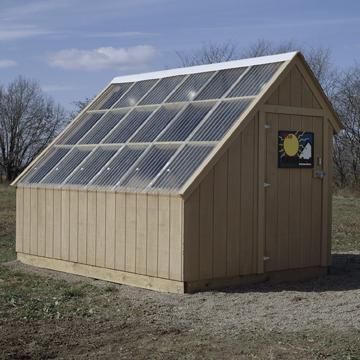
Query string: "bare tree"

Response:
xmin=176 ymin=41 xmax=237 ymax=67
xmin=70 ymin=97 xmax=93 ymax=119
xmin=332 ymin=65 xmax=360 ymax=189
xmin=0 ymin=77 xmax=66 ymax=181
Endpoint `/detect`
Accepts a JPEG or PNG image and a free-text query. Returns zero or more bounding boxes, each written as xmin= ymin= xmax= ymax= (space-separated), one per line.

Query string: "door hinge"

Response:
xmin=264 ymin=124 xmax=271 ymax=129
xmin=264 ymin=256 xmax=270 ymax=261
xmin=264 ymin=182 xmax=271 ymax=188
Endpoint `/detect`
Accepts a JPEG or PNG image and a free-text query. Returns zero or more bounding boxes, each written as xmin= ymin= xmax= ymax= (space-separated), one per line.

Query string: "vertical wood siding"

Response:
xmin=266 ymin=65 xmax=321 ymax=109
xmin=184 ymin=116 xmax=259 ymax=282
xmin=16 ymin=188 xmax=183 ymax=281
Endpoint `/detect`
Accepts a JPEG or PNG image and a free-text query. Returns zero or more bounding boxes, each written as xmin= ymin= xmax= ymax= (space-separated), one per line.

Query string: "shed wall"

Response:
xmin=183 ymin=114 xmax=259 ymax=282
xmin=16 ymin=188 xmax=183 ymax=281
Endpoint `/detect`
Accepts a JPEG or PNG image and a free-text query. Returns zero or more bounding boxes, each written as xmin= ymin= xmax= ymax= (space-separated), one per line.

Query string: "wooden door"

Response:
xmin=264 ymin=113 xmax=324 ymax=272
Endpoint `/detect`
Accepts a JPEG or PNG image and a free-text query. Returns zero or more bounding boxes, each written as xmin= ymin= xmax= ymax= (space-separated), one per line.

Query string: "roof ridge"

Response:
xmin=111 ymin=52 xmax=298 ymax=84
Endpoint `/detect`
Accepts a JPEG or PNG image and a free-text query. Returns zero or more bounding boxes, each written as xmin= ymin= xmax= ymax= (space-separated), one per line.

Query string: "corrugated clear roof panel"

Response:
xmin=152 ymin=144 xmax=213 ymax=191
xmin=41 ymin=148 xmax=91 ymax=184
xmin=97 ymin=83 xmax=133 ymax=110
xmin=119 ymin=145 xmax=178 ymax=189
xmin=21 ymin=148 xmax=70 ymax=184
xmin=130 ymin=105 xmax=183 ymax=143
xmin=66 ymin=148 xmax=117 ymax=185
xmin=166 ymin=72 xmax=215 ymax=103
xmin=103 ymin=108 xmax=154 ymax=144
xmin=79 ymin=110 xmax=128 ymax=144
xmin=112 ymin=79 xmax=157 ymax=108
xmin=91 ymin=146 xmax=145 ymax=187
xmin=191 ymin=99 xmax=252 ymax=141
xmin=139 ymin=75 xmax=185 ymax=105
xmin=195 ymin=68 xmax=247 ymax=100
xmin=227 ymin=62 xmax=282 ymax=97
xmin=60 ymin=112 xmax=104 ymax=145
xmin=158 ymin=103 xmax=213 ymax=142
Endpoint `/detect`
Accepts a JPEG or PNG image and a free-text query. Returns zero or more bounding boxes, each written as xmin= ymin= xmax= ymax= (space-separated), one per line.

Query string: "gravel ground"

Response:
xmin=2 ymin=252 xmax=360 ymax=359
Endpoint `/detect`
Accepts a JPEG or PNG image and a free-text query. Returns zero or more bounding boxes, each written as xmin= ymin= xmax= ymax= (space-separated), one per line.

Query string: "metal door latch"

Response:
xmin=314 ymin=170 xmax=326 ymax=179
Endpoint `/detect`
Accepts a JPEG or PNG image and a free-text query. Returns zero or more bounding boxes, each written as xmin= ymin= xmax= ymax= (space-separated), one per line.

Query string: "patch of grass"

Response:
xmin=332 ymin=195 xmax=360 ymax=252
xmin=0 ymin=184 xmax=16 ymax=263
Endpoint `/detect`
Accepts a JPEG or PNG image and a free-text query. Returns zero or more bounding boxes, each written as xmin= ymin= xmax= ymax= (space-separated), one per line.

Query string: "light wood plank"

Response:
xmin=22 ymin=188 xmax=31 ymax=254
xmin=125 ymin=193 xmax=136 ymax=273
xmin=263 ymin=105 xmax=324 ymax=117
xmin=53 ymin=190 xmax=62 ymax=259
xmin=264 ymin=113 xmax=278 ymax=272
xmin=146 ymin=194 xmax=159 ymax=277
xmin=37 ymin=188 xmax=46 ymax=257
xmin=183 ymin=188 xmax=200 ymax=281
xmin=45 ymin=189 xmax=54 ymax=258
xmin=115 ymin=193 xmax=126 ymax=271
xmin=257 ymin=112 xmax=266 ymax=274
xmin=61 ymin=190 xmax=70 ymax=260
xmin=239 ymin=122 xmax=255 ymax=274
xmin=290 ymin=66 xmax=302 ymax=107
xmin=213 ymin=152 xmax=228 ymax=278
xmin=169 ymin=197 xmax=182 ymax=281
xmin=276 ymin=114 xmax=290 ymax=270
xmin=96 ymin=191 xmax=106 ymax=267
xmin=105 ymin=192 xmax=116 ymax=269
xmin=199 ymin=170 xmax=214 ymax=280
xmin=158 ymin=195 xmax=170 ymax=278
xmin=18 ymin=253 xmax=185 ymax=294
xmin=69 ymin=190 xmax=79 ymax=262
xmin=227 ymin=136 xmax=241 ymax=276
xmin=279 ymin=72 xmax=291 ymax=106
xmin=136 ymin=194 xmax=147 ymax=275
xmin=30 ymin=188 xmax=38 ymax=255
xmin=78 ymin=190 xmax=87 ymax=264
xmin=15 ymin=188 xmax=24 ymax=253
xmin=87 ymin=191 xmax=97 ymax=265
xmin=288 ymin=115 xmax=302 ymax=268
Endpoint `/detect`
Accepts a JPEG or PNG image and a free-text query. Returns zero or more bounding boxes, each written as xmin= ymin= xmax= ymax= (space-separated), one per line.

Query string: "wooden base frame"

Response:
xmin=17 ymin=253 xmax=185 ymax=294
xmin=18 ymin=253 xmax=327 ymax=294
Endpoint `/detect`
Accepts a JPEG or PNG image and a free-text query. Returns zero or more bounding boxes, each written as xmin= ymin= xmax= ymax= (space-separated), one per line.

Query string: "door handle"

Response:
xmin=314 ymin=170 xmax=326 ymax=179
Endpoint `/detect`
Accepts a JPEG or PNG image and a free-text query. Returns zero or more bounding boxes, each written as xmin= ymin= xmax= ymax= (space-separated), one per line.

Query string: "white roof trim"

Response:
xmin=111 ymin=52 xmax=298 ymax=84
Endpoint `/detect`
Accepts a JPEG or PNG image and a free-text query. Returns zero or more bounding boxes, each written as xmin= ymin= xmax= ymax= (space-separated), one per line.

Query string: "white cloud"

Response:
xmin=0 ymin=59 xmax=17 ymax=68
xmin=48 ymin=45 xmax=156 ymax=70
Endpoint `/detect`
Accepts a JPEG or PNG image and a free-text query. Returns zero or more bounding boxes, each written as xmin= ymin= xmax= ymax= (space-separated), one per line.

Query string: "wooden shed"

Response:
xmin=12 ymin=52 xmax=342 ymax=293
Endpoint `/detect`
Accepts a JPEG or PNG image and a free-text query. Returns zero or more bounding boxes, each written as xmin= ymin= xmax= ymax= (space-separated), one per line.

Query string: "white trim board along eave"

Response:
xmin=111 ymin=52 xmax=298 ymax=84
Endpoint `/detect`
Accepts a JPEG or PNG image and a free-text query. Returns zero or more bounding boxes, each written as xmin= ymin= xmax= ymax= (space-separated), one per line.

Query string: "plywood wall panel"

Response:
xmin=15 ymin=187 xmax=24 ymax=253
xmin=37 ymin=189 xmax=46 ymax=257
xmin=78 ymin=190 xmax=88 ymax=264
xmin=147 ymin=194 xmax=159 ymax=277
xmin=30 ymin=188 xmax=38 ymax=255
xmin=125 ymin=193 xmax=136 ymax=273
xmin=86 ymin=191 xmax=97 ymax=265
xmin=169 ymin=197 xmax=182 ymax=281
xmin=136 ymin=194 xmax=147 ymax=275
xmin=53 ymin=190 xmax=62 ymax=259
xmin=60 ymin=190 xmax=70 ymax=261
xmin=96 ymin=191 xmax=106 ymax=267
xmin=199 ymin=170 xmax=214 ymax=280
xmin=105 ymin=192 xmax=116 ymax=269
xmin=22 ymin=188 xmax=31 ymax=254
xmin=227 ymin=136 xmax=241 ymax=276
xmin=69 ymin=190 xmax=79 ymax=262
xmin=115 ymin=193 xmax=126 ymax=271
xmin=158 ymin=195 xmax=170 ymax=278
xmin=184 ymin=188 xmax=200 ymax=281
xmin=213 ymin=152 xmax=228 ymax=278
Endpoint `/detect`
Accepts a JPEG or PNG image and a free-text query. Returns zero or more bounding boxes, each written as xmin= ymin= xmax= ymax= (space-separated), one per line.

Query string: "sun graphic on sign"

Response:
xmin=279 ymin=131 xmax=308 ymax=159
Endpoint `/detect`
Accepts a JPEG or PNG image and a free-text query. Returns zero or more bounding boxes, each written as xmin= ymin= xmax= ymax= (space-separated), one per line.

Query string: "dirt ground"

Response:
xmin=1 ymin=252 xmax=360 ymax=359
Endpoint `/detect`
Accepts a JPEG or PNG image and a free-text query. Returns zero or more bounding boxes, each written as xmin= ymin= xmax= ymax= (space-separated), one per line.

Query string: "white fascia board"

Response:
xmin=111 ymin=52 xmax=298 ymax=84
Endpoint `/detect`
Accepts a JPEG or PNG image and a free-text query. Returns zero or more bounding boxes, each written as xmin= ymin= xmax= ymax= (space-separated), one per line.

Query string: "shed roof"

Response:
xmin=15 ymin=51 xmax=329 ymax=194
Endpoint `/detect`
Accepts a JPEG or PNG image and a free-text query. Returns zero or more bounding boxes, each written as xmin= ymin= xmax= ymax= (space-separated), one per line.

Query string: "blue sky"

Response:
xmin=1 ymin=0 xmax=359 ymax=110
